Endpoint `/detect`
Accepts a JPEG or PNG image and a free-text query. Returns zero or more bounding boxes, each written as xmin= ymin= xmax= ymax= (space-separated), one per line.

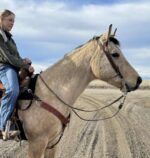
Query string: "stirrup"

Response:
xmin=2 ymin=120 xmax=20 ymax=141
xmin=2 ymin=130 xmax=20 ymax=141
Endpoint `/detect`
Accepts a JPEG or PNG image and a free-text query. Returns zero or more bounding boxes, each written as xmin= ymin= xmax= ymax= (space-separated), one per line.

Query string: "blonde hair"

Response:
xmin=0 ymin=9 xmax=15 ymax=28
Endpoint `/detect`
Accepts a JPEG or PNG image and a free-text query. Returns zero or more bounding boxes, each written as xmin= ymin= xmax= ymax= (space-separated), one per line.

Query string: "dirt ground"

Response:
xmin=0 ymin=88 xmax=150 ymax=158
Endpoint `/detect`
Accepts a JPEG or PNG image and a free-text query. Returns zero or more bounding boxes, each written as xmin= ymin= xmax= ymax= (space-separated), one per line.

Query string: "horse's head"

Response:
xmin=90 ymin=24 xmax=142 ymax=92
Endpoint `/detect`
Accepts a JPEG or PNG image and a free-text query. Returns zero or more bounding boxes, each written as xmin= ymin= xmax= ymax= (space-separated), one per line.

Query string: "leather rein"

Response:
xmin=30 ymin=38 xmax=128 ymax=122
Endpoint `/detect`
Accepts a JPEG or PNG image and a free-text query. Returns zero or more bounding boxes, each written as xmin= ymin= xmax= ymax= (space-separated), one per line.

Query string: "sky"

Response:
xmin=0 ymin=0 xmax=150 ymax=79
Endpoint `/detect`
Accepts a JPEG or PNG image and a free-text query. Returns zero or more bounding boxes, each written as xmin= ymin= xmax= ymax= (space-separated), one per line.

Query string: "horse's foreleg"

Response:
xmin=28 ymin=138 xmax=48 ymax=158
xmin=45 ymin=148 xmax=55 ymax=158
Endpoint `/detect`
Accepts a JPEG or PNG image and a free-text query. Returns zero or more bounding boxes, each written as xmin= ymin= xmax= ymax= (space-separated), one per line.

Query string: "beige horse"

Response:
xmin=18 ymin=25 xmax=142 ymax=158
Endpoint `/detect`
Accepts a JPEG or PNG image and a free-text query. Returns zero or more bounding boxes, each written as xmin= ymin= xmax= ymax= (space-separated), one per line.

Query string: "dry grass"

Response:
xmin=88 ymin=79 xmax=150 ymax=89
xmin=88 ymin=80 xmax=114 ymax=89
xmin=140 ymin=80 xmax=150 ymax=89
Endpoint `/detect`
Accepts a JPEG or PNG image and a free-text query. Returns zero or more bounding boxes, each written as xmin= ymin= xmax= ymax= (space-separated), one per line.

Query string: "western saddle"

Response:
xmin=0 ymin=68 xmax=33 ymax=99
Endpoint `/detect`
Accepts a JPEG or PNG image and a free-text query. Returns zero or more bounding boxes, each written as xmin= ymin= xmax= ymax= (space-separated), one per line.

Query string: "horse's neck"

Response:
xmin=38 ymin=54 xmax=94 ymax=106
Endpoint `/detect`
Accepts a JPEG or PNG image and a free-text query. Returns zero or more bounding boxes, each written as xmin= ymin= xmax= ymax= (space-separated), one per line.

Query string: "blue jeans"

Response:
xmin=0 ymin=65 xmax=19 ymax=131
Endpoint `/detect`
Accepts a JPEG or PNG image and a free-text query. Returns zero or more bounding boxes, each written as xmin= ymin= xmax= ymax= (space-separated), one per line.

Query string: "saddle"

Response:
xmin=0 ymin=68 xmax=37 ymax=99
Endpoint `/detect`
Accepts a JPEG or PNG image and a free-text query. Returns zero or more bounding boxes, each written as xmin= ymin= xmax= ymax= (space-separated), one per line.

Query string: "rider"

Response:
xmin=0 ymin=9 xmax=34 ymax=140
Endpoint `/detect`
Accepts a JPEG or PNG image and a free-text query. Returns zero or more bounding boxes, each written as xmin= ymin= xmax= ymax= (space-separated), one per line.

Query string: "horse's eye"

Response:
xmin=111 ymin=52 xmax=120 ymax=58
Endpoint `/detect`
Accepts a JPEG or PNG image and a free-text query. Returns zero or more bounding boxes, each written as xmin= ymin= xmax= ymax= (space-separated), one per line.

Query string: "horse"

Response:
xmin=18 ymin=25 xmax=142 ymax=158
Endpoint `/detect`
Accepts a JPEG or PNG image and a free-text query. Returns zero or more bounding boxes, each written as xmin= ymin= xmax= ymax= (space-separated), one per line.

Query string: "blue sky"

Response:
xmin=1 ymin=0 xmax=150 ymax=79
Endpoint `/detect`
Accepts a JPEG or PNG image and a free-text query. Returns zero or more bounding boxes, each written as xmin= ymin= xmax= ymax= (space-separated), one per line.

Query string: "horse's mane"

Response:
xmin=65 ymin=38 xmax=98 ymax=66
xmin=73 ymin=35 xmax=120 ymax=51
xmin=66 ymin=35 xmax=120 ymax=58
xmin=63 ymin=35 xmax=120 ymax=66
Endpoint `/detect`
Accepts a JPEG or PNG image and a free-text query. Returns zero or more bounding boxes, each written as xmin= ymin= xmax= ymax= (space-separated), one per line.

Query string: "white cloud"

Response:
xmin=122 ymin=47 xmax=150 ymax=77
xmin=133 ymin=49 xmax=150 ymax=59
xmin=1 ymin=0 xmax=150 ymax=78
xmin=136 ymin=66 xmax=150 ymax=79
xmin=32 ymin=63 xmax=47 ymax=73
xmin=123 ymin=48 xmax=150 ymax=59
xmin=32 ymin=61 xmax=53 ymax=73
xmin=13 ymin=1 xmax=150 ymax=53
xmin=1 ymin=0 xmax=150 ymax=44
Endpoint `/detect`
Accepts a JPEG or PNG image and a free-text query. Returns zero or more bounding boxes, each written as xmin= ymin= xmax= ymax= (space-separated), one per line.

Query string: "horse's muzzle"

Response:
xmin=135 ymin=76 xmax=142 ymax=89
xmin=127 ymin=76 xmax=142 ymax=92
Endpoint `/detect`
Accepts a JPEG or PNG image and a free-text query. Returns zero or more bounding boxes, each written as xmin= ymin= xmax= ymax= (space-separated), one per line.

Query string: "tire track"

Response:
xmin=81 ymin=92 xmax=150 ymax=158
xmin=100 ymin=96 xmax=150 ymax=158
xmin=83 ymin=95 xmax=133 ymax=158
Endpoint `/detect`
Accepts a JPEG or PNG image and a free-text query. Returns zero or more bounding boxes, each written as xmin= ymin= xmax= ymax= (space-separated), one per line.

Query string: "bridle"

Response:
xmin=99 ymin=41 xmax=123 ymax=79
xmin=97 ymin=24 xmax=131 ymax=93
xmin=97 ymin=38 xmax=130 ymax=92
xmin=34 ymin=25 xmax=129 ymax=121
xmin=30 ymin=24 xmax=128 ymax=122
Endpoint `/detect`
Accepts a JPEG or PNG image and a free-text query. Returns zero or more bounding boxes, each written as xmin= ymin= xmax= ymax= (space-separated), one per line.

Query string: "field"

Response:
xmin=0 ymin=80 xmax=150 ymax=158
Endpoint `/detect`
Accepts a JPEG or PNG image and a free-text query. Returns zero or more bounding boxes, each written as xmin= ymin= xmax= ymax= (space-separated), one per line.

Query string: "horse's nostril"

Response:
xmin=137 ymin=76 xmax=142 ymax=85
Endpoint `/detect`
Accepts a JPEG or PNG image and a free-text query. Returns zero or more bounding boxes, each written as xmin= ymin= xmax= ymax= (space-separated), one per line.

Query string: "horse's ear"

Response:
xmin=106 ymin=24 xmax=112 ymax=42
xmin=99 ymin=24 xmax=114 ymax=44
xmin=113 ymin=28 xmax=117 ymax=36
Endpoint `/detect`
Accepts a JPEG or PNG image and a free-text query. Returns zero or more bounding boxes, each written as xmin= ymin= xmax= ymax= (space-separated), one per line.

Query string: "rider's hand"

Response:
xmin=28 ymin=65 xmax=34 ymax=73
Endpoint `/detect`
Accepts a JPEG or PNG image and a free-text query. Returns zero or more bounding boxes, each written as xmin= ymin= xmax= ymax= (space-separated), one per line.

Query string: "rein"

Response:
xmin=35 ymin=36 xmax=129 ymax=121
xmin=72 ymin=94 xmax=127 ymax=121
xmin=25 ymin=36 xmax=128 ymax=122
xmin=37 ymin=74 xmax=127 ymax=121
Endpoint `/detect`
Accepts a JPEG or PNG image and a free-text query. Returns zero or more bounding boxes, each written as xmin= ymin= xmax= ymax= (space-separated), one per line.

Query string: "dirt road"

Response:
xmin=0 ymin=89 xmax=150 ymax=158
xmin=56 ymin=89 xmax=150 ymax=158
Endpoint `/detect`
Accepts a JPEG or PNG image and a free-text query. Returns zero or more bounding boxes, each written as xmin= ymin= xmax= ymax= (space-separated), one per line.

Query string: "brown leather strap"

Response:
xmin=41 ymin=101 xmax=69 ymax=126
xmin=99 ymin=41 xmax=123 ymax=79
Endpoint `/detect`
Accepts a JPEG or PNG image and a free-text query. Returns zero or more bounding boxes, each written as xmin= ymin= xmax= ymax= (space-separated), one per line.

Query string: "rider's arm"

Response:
xmin=0 ymin=35 xmax=29 ymax=70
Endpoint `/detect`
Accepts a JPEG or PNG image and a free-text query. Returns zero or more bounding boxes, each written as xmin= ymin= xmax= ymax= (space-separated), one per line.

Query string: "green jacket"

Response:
xmin=0 ymin=30 xmax=29 ymax=70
